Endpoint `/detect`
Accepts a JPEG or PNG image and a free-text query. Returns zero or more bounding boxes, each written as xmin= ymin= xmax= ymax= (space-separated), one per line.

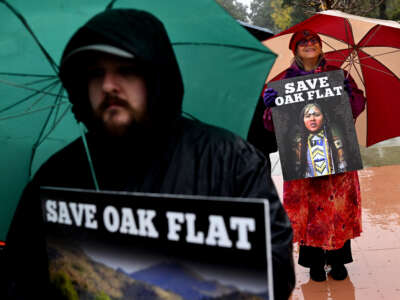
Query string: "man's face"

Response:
xmin=87 ymin=53 xmax=148 ymax=136
xmin=303 ymin=105 xmax=324 ymax=132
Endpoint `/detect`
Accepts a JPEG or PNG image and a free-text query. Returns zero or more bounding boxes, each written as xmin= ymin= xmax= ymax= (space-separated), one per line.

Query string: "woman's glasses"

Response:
xmin=297 ymin=38 xmax=319 ymax=47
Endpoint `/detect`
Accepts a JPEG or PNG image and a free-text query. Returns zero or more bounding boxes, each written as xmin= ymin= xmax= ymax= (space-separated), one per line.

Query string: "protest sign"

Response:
xmin=41 ymin=187 xmax=273 ymax=300
xmin=268 ymin=70 xmax=363 ymax=181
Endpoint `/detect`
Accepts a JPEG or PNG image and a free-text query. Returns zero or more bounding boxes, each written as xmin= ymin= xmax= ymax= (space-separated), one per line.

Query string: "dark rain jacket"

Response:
xmin=3 ymin=9 xmax=294 ymax=300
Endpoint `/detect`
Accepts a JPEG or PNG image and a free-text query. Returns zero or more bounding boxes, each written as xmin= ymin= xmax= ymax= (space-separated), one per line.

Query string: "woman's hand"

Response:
xmin=263 ymin=88 xmax=278 ymax=108
xmin=344 ymin=78 xmax=352 ymax=97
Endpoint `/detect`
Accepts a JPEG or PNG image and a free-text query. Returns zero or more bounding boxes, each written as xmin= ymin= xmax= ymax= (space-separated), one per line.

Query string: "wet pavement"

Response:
xmin=271 ymin=137 xmax=400 ymax=300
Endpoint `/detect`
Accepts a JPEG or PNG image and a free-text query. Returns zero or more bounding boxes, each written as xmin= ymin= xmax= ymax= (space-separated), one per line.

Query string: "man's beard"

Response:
xmin=92 ymin=95 xmax=139 ymax=137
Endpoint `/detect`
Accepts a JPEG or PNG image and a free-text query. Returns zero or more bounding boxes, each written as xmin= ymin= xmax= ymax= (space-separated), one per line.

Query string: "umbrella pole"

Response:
xmin=78 ymin=123 xmax=100 ymax=191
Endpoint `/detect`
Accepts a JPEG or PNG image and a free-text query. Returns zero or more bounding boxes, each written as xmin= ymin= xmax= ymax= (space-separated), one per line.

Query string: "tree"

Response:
xmin=219 ymin=0 xmax=398 ymax=39
xmin=283 ymin=0 xmax=387 ymax=17
xmin=248 ymin=0 xmax=308 ymax=33
xmin=365 ymin=0 xmax=400 ymax=20
xmin=387 ymin=0 xmax=400 ymax=20
xmin=270 ymin=0 xmax=294 ymax=31
xmin=249 ymin=0 xmax=277 ymax=32
xmin=215 ymin=0 xmax=249 ymax=22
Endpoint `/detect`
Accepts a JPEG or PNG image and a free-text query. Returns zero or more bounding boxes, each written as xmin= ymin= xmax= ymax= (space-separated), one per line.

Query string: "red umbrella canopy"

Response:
xmin=263 ymin=10 xmax=400 ymax=147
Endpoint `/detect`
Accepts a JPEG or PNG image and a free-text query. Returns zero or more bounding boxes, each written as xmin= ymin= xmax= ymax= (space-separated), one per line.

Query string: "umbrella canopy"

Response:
xmin=263 ymin=10 xmax=400 ymax=147
xmin=0 ymin=0 xmax=276 ymax=240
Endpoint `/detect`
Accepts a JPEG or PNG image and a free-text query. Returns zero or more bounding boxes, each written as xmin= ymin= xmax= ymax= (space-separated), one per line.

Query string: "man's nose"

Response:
xmin=102 ymin=72 xmax=119 ymax=93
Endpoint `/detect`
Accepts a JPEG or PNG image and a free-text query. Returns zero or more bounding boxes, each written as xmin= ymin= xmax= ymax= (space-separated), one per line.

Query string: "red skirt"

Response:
xmin=283 ymin=171 xmax=362 ymax=250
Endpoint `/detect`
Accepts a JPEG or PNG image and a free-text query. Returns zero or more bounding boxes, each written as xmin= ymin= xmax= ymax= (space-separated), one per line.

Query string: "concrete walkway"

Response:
xmin=271 ymin=138 xmax=400 ymax=300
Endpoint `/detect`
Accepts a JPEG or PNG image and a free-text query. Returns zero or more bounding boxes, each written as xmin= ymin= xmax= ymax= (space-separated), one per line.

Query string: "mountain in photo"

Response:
xmin=47 ymin=238 xmax=182 ymax=300
xmin=128 ymin=261 xmax=265 ymax=300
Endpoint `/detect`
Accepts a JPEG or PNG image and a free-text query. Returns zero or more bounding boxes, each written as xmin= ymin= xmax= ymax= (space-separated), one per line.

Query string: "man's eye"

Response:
xmin=87 ymin=69 xmax=104 ymax=79
xmin=118 ymin=66 xmax=140 ymax=76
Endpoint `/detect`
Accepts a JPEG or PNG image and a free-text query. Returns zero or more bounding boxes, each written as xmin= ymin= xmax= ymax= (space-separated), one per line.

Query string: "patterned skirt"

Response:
xmin=283 ymin=171 xmax=362 ymax=250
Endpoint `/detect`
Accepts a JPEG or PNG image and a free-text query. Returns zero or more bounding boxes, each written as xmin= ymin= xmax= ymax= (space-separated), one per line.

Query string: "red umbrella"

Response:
xmin=263 ymin=10 xmax=400 ymax=147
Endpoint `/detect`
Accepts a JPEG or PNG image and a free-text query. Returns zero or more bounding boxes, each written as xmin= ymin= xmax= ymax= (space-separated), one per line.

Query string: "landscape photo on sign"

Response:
xmin=268 ymin=70 xmax=363 ymax=181
xmin=41 ymin=188 xmax=272 ymax=300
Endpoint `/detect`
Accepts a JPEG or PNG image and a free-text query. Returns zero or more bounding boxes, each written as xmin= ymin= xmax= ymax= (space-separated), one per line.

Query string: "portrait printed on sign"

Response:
xmin=268 ymin=70 xmax=363 ymax=181
xmin=41 ymin=188 xmax=273 ymax=300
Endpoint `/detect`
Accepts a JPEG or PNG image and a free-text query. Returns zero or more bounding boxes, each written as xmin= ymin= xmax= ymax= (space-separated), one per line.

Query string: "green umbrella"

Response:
xmin=0 ymin=0 xmax=276 ymax=240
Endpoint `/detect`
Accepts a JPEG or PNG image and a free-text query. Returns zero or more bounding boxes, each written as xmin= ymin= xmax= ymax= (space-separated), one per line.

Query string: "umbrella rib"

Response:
xmin=327 ymin=56 xmax=397 ymax=79
xmin=0 ymin=103 xmax=69 ymax=121
xmin=342 ymin=61 xmax=353 ymax=78
xmin=0 ymin=79 xmax=61 ymax=114
xmin=36 ymin=85 xmax=65 ymax=138
xmin=360 ymin=24 xmax=381 ymax=48
xmin=0 ymin=78 xmax=67 ymax=99
xmin=28 ymin=86 xmax=65 ymax=177
xmin=333 ymin=22 xmax=398 ymax=79
xmin=0 ymin=90 xmax=42 ymax=114
xmin=26 ymin=80 xmax=60 ymax=112
xmin=322 ymin=41 xmax=350 ymax=61
xmin=24 ymin=77 xmax=59 ymax=87
xmin=319 ymin=18 xmax=354 ymax=61
xmin=348 ymin=47 xmax=399 ymax=79
xmin=325 ymin=58 xmax=354 ymax=64
xmin=48 ymin=86 xmax=69 ymax=134
xmin=344 ymin=49 xmax=363 ymax=84
xmin=52 ymin=93 xmax=63 ymax=130
xmin=343 ymin=57 xmax=366 ymax=88
xmin=358 ymin=49 xmax=400 ymax=78
xmin=326 ymin=54 xmax=366 ymax=88
xmin=324 ymin=18 xmax=368 ymax=89
xmin=358 ymin=48 xmax=400 ymax=60
xmin=357 ymin=61 xmax=398 ymax=78
xmin=343 ymin=18 xmax=354 ymax=52
xmin=326 ymin=48 xmax=400 ymax=64
xmin=1 ymin=0 xmax=59 ymax=74
xmin=37 ymin=104 xmax=71 ymax=146
xmin=0 ymin=72 xmax=55 ymax=78
xmin=321 ymin=19 xmax=354 ymax=62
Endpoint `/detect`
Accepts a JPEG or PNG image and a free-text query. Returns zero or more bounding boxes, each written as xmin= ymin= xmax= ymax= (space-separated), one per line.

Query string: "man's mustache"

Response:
xmin=98 ymin=95 xmax=129 ymax=113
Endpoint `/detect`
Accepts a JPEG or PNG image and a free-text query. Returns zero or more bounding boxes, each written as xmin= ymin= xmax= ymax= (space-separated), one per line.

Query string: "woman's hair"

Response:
xmin=293 ymin=53 xmax=324 ymax=71
xmin=296 ymin=103 xmax=340 ymax=177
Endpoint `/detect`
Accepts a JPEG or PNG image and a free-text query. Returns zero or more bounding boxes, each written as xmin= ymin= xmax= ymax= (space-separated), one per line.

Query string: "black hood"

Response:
xmin=59 ymin=8 xmax=184 ymax=129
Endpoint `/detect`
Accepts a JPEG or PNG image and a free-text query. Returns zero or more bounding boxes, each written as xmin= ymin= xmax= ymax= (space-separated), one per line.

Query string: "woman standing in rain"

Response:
xmin=263 ymin=29 xmax=366 ymax=282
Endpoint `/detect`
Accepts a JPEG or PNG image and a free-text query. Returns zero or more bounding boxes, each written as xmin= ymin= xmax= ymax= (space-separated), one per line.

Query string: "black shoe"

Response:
xmin=310 ymin=265 xmax=326 ymax=282
xmin=330 ymin=264 xmax=348 ymax=280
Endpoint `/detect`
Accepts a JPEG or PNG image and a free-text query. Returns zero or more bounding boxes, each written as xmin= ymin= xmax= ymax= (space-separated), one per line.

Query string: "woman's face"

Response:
xmin=303 ymin=106 xmax=324 ymax=132
xmin=296 ymin=37 xmax=322 ymax=60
